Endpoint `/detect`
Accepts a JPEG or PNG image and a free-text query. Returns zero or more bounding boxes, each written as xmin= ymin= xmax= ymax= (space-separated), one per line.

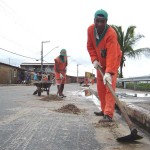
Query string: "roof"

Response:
xmin=0 ymin=62 xmax=25 ymax=70
xmin=20 ymin=63 xmax=54 ymax=66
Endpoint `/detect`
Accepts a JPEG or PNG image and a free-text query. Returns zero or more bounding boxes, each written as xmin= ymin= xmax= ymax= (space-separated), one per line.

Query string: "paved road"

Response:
xmin=0 ymin=84 xmax=150 ymax=150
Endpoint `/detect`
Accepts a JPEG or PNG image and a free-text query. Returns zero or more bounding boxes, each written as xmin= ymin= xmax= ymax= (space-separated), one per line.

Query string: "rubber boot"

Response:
xmin=57 ymin=85 xmax=60 ymax=96
xmin=61 ymin=84 xmax=66 ymax=97
xmin=57 ymin=85 xmax=63 ymax=98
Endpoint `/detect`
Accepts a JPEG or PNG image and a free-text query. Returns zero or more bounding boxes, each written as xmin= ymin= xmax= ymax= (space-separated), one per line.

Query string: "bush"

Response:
xmin=117 ymin=82 xmax=150 ymax=92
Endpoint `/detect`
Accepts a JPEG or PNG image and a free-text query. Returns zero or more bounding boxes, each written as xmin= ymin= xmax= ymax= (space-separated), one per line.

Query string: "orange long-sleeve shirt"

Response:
xmin=54 ymin=56 xmax=67 ymax=73
xmin=87 ymin=24 xmax=122 ymax=75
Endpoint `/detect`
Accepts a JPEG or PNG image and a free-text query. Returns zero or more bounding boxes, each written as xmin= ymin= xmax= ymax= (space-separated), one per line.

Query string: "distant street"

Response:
xmin=0 ymin=84 xmax=150 ymax=150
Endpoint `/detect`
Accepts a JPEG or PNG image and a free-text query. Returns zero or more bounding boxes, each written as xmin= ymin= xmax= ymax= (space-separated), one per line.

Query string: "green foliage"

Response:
xmin=117 ymin=82 xmax=150 ymax=92
xmin=111 ymin=25 xmax=150 ymax=78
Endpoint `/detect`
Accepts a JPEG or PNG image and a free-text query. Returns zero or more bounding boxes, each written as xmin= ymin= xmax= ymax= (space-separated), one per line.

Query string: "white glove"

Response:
xmin=60 ymin=73 xmax=64 ymax=79
xmin=93 ymin=60 xmax=102 ymax=69
xmin=103 ymin=73 xmax=112 ymax=85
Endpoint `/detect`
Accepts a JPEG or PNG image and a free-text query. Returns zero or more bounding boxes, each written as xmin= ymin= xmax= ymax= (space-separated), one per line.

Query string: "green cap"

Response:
xmin=60 ymin=49 xmax=67 ymax=56
xmin=94 ymin=9 xmax=108 ymax=20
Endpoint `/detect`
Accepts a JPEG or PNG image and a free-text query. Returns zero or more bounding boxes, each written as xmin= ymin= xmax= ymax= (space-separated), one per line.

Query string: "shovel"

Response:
xmin=97 ymin=67 xmax=143 ymax=142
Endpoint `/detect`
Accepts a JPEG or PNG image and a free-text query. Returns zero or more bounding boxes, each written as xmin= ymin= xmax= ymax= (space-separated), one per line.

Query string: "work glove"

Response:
xmin=93 ymin=60 xmax=102 ymax=69
xmin=60 ymin=73 xmax=64 ymax=79
xmin=103 ymin=73 xmax=112 ymax=85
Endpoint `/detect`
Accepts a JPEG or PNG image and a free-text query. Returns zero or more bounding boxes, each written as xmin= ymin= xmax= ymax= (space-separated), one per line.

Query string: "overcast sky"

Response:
xmin=0 ymin=0 xmax=150 ymax=77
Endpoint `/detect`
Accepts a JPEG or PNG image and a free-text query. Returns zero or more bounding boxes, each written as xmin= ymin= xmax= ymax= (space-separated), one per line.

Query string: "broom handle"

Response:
xmin=98 ymin=67 xmax=136 ymax=131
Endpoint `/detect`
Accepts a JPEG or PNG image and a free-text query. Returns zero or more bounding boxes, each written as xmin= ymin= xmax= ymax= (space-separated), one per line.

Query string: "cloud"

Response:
xmin=0 ymin=0 xmax=150 ymax=77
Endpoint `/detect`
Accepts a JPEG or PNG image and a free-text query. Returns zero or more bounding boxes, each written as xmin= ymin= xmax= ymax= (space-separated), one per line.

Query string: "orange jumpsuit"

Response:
xmin=85 ymin=78 xmax=88 ymax=85
xmin=54 ymin=56 xmax=67 ymax=85
xmin=91 ymin=79 xmax=94 ymax=85
xmin=87 ymin=24 xmax=122 ymax=118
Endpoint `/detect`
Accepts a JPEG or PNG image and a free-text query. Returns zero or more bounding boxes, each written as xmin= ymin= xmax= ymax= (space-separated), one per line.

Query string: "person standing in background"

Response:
xmin=33 ymin=72 xmax=38 ymax=81
xmin=54 ymin=49 xmax=68 ymax=98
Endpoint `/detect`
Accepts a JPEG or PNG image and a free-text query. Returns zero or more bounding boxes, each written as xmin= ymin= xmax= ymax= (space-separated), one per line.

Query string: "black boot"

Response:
xmin=94 ymin=111 xmax=104 ymax=116
xmin=57 ymin=85 xmax=63 ymax=98
xmin=98 ymin=115 xmax=112 ymax=123
xmin=59 ymin=84 xmax=66 ymax=97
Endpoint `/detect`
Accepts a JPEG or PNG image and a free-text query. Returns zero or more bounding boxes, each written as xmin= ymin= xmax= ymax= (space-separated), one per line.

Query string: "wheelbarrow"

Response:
xmin=33 ymin=81 xmax=53 ymax=96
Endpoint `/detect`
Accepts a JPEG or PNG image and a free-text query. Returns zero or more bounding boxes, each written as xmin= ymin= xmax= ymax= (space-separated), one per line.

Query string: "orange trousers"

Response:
xmin=97 ymin=70 xmax=117 ymax=118
xmin=55 ymin=72 xmax=66 ymax=85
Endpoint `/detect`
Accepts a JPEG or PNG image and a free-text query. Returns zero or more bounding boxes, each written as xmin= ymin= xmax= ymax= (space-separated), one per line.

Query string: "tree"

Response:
xmin=111 ymin=25 xmax=150 ymax=78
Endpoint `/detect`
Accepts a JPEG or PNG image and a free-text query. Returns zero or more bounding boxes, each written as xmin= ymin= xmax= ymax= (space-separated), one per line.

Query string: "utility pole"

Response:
xmin=41 ymin=42 xmax=43 ymax=72
xmin=41 ymin=41 xmax=50 ymax=72
xmin=77 ymin=64 xmax=81 ymax=83
xmin=92 ymin=69 xmax=94 ymax=77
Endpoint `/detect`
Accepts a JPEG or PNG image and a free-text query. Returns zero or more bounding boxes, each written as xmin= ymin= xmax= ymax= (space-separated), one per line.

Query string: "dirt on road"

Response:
xmin=55 ymin=103 xmax=82 ymax=114
xmin=40 ymin=94 xmax=63 ymax=101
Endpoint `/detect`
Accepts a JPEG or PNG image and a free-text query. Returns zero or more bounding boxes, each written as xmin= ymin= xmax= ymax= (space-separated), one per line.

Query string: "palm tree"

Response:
xmin=111 ymin=25 xmax=150 ymax=78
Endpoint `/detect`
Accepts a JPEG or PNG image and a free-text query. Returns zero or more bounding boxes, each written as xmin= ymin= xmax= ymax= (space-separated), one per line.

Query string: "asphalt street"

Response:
xmin=0 ymin=84 xmax=150 ymax=150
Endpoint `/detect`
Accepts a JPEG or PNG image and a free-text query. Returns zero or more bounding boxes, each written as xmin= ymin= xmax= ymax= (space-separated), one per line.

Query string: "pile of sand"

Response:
xmin=40 ymin=94 xmax=62 ymax=101
xmin=93 ymin=122 xmax=118 ymax=129
xmin=55 ymin=104 xmax=81 ymax=114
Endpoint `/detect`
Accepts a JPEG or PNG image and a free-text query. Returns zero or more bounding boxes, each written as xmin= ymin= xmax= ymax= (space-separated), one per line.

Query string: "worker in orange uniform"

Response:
xmin=54 ymin=49 xmax=68 ymax=98
xmin=85 ymin=78 xmax=88 ymax=86
xmin=91 ymin=78 xmax=94 ymax=85
xmin=87 ymin=9 xmax=122 ymax=122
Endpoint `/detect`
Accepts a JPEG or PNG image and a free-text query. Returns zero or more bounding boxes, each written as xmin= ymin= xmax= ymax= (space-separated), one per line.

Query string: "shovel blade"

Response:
xmin=117 ymin=134 xmax=143 ymax=142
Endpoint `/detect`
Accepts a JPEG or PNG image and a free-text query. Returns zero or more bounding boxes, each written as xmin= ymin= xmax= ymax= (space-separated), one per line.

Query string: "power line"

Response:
xmin=0 ymin=47 xmax=38 ymax=60
xmin=0 ymin=0 xmax=41 ymax=43
xmin=43 ymin=46 xmax=59 ymax=58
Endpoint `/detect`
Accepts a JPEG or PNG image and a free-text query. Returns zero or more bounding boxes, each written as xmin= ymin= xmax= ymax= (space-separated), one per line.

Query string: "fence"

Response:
xmin=117 ymin=75 xmax=150 ymax=90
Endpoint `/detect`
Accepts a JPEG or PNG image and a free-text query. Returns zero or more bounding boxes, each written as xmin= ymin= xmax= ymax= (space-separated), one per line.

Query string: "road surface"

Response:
xmin=0 ymin=84 xmax=149 ymax=150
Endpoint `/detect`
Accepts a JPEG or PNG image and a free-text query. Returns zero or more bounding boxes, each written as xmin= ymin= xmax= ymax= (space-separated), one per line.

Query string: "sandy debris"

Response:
xmin=40 ymin=94 xmax=62 ymax=101
xmin=55 ymin=104 xmax=81 ymax=114
xmin=82 ymin=85 xmax=90 ymax=87
xmin=93 ymin=121 xmax=118 ymax=129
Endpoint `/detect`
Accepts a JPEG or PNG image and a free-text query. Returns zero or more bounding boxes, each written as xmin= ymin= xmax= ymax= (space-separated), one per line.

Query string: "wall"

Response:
xmin=0 ymin=63 xmax=19 ymax=84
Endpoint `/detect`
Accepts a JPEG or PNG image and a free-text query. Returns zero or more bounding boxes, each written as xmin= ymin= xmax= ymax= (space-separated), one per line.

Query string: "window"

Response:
xmin=13 ymin=69 xmax=17 ymax=77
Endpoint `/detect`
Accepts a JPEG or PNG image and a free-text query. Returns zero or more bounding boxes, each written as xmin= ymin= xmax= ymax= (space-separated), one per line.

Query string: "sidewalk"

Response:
xmin=89 ymin=84 xmax=150 ymax=133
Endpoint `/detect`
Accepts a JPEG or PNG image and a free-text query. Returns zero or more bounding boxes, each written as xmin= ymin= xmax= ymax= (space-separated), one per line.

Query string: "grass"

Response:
xmin=117 ymin=82 xmax=150 ymax=92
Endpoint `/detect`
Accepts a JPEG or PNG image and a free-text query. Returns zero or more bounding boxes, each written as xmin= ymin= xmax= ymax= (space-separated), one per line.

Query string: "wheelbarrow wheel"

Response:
xmin=33 ymin=91 xmax=37 ymax=95
xmin=38 ymin=92 xmax=41 ymax=96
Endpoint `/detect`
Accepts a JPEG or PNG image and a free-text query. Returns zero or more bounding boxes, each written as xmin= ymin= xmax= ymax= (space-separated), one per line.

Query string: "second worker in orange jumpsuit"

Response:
xmin=54 ymin=49 xmax=68 ymax=98
xmin=87 ymin=9 xmax=122 ymax=122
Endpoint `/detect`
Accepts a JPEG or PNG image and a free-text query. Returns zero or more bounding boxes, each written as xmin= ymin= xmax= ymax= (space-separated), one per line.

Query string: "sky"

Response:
xmin=0 ymin=0 xmax=150 ymax=78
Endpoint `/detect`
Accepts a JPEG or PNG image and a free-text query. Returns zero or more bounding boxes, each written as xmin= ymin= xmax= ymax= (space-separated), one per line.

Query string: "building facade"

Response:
xmin=0 ymin=62 xmax=93 ymax=84
xmin=20 ymin=63 xmax=54 ymax=73
xmin=0 ymin=62 xmax=25 ymax=84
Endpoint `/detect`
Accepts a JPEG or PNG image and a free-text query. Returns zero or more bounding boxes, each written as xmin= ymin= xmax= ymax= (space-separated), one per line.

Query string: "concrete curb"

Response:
xmin=121 ymin=101 xmax=150 ymax=133
xmin=89 ymin=86 xmax=150 ymax=133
